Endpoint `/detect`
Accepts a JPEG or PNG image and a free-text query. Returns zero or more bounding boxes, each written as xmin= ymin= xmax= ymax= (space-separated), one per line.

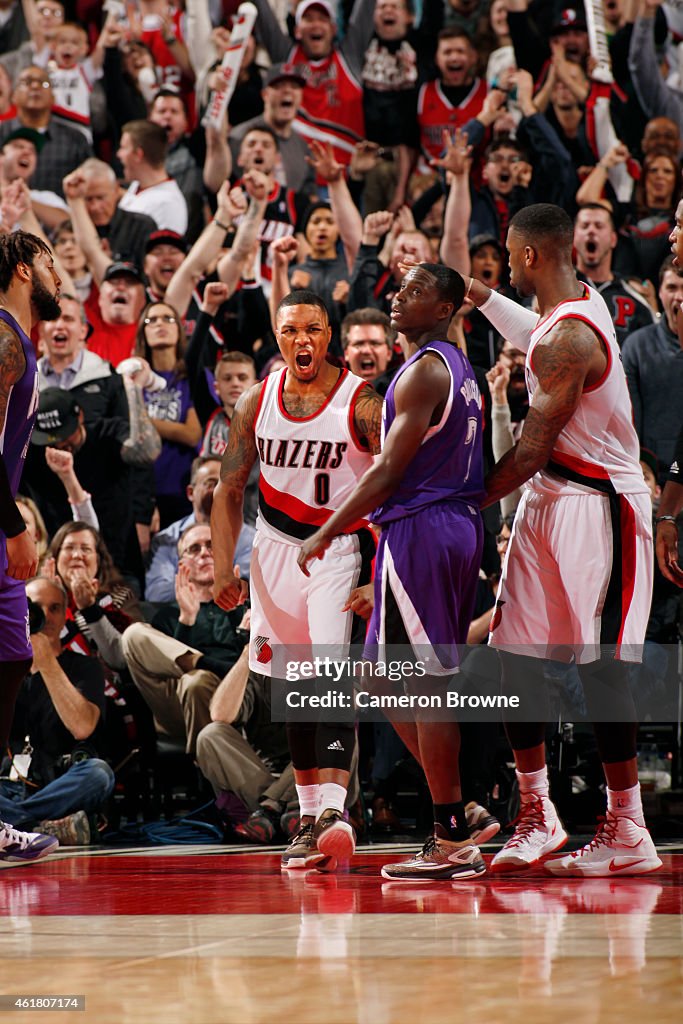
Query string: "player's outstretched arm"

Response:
xmin=352 ymin=385 xmax=384 ymax=456
xmin=298 ymin=357 xmax=449 ymax=574
xmin=483 ymin=318 xmax=599 ymax=508
xmin=211 ymin=383 xmax=261 ymax=609
xmin=0 ymin=322 xmax=38 ymax=579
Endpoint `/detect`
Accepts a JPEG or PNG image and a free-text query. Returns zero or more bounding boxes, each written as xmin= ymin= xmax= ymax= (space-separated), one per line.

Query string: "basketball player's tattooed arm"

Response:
xmin=353 ymin=386 xmax=383 ymax=455
xmin=0 ymin=322 xmax=39 ymax=578
xmin=483 ymin=319 xmax=603 ymax=508
xmin=212 ymin=383 xmax=261 ymax=609
xmin=298 ymin=357 xmax=450 ymax=574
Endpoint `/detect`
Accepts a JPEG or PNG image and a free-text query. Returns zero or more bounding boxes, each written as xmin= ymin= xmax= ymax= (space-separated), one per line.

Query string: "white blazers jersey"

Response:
xmin=525 ymin=285 xmax=648 ymax=498
xmin=254 ymin=367 xmax=374 ymax=545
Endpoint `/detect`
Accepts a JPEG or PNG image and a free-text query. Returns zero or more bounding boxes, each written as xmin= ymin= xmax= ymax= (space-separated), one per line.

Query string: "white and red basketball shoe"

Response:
xmin=544 ymin=812 xmax=662 ymax=877
xmin=490 ymin=795 xmax=567 ymax=872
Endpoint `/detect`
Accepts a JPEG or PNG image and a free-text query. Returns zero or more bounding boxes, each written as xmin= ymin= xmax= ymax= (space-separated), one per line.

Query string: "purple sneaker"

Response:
xmin=0 ymin=821 xmax=59 ymax=862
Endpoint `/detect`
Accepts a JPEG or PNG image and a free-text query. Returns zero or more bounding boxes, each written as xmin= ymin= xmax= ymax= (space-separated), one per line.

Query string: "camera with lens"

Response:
xmin=28 ymin=599 xmax=45 ymax=634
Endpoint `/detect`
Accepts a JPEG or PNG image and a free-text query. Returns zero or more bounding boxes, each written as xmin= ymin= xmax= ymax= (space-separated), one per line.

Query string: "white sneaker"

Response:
xmin=544 ymin=813 xmax=662 ymax=877
xmin=491 ymin=795 xmax=567 ymax=873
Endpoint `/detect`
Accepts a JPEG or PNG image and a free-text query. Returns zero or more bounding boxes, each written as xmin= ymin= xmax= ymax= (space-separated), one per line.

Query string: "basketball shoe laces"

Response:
xmin=506 ymin=795 xmax=547 ymax=848
xmin=417 ymin=835 xmax=441 ymax=859
xmin=290 ymin=822 xmax=315 ymax=846
xmin=1 ymin=821 xmax=35 ymax=850
xmin=570 ymin=813 xmax=620 ymax=857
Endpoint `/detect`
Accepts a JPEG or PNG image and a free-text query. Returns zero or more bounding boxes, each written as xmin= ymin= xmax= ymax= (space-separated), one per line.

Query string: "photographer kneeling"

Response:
xmin=0 ymin=578 xmax=115 ymax=846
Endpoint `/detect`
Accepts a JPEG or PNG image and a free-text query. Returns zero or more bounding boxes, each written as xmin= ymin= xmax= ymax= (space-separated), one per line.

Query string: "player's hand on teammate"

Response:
xmin=396 ymin=253 xmax=421 ymax=278
xmin=213 ymin=563 xmax=249 ymax=610
xmin=656 ymin=521 xmax=683 ymax=587
xmin=342 ymin=583 xmax=374 ymax=620
xmin=5 ymin=530 xmax=39 ymax=581
xmin=297 ymin=530 xmax=333 ymax=576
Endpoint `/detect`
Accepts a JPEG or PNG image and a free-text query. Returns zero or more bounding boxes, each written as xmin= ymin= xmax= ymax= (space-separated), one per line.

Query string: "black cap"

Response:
xmin=550 ymin=8 xmax=587 ymax=35
xmin=144 ymin=229 xmax=187 ymax=255
xmin=103 ymin=260 xmax=145 ymax=284
xmin=265 ymin=63 xmax=306 ymax=89
xmin=1 ymin=126 xmax=47 ymax=152
xmin=469 ymin=233 xmax=503 ymax=257
xmin=32 ymin=389 xmax=81 ymax=446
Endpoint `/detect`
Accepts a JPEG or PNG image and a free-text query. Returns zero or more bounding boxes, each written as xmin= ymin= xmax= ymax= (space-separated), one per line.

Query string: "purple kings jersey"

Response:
xmin=0 ymin=309 xmax=39 ymax=522
xmin=373 ymin=341 xmax=484 ymax=524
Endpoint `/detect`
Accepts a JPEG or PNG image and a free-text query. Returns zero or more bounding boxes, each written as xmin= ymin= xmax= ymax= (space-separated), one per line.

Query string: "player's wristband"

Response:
xmin=213 ymin=218 xmax=230 ymax=231
xmin=655 ymin=515 xmax=678 ymax=526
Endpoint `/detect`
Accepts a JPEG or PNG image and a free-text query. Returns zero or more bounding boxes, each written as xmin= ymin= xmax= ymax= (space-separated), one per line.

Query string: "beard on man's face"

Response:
xmin=31 ymin=277 xmax=61 ymax=321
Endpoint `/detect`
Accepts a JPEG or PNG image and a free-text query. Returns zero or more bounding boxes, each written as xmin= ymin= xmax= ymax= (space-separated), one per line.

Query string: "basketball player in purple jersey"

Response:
xmin=299 ymin=263 xmax=487 ymax=880
xmin=0 ymin=230 xmax=62 ymax=861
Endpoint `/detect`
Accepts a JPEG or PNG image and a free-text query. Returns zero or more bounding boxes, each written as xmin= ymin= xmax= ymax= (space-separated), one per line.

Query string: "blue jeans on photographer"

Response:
xmin=0 ymin=758 xmax=115 ymax=829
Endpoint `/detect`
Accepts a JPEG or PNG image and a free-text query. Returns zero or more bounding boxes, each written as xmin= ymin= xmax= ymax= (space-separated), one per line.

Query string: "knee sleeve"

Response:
xmin=286 ymin=721 xmax=318 ymax=771
xmin=316 ymin=722 xmax=355 ymax=773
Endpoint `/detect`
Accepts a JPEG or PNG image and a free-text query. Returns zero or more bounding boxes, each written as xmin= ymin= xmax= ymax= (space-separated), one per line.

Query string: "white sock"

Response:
xmin=317 ymin=782 xmax=347 ymax=818
xmin=607 ymin=783 xmax=645 ymax=826
xmin=516 ymin=765 xmax=550 ymax=803
xmin=296 ymin=784 xmax=319 ymax=819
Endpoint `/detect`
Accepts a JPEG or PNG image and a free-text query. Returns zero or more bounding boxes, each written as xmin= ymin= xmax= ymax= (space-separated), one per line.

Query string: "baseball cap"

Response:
xmin=103 ymin=260 xmax=145 ymax=285
xmin=31 ymin=389 xmax=81 ymax=446
xmin=265 ymin=63 xmax=306 ymax=89
xmin=144 ymin=230 xmax=187 ymax=255
xmin=295 ymin=0 xmax=334 ymax=26
xmin=1 ymin=127 xmax=46 ymax=152
xmin=550 ymin=8 xmax=587 ymax=35
xmin=469 ymin=234 xmax=503 ymax=257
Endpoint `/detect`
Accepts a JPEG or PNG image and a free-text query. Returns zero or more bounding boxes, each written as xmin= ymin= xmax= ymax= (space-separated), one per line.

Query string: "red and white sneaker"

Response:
xmin=490 ymin=795 xmax=567 ymax=873
xmin=544 ymin=813 xmax=662 ymax=877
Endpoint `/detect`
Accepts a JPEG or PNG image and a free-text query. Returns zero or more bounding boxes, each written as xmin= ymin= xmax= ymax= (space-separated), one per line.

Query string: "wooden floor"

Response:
xmin=1 ymin=841 xmax=682 ymax=1024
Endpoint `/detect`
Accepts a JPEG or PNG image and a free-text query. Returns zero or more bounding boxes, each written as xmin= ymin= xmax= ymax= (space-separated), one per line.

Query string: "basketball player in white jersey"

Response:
xmin=463 ymin=203 xmax=661 ymax=877
xmin=212 ymin=289 xmax=382 ymax=871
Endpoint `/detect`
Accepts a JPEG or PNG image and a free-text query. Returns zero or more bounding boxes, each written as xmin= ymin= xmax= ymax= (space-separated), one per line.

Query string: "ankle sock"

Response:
xmin=296 ymin=784 xmax=319 ymax=819
xmin=607 ymin=783 xmax=645 ymax=826
xmin=516 ymin=764 xmax=550 ymax=803
xmin=317 ymin=782 xmax=346 ymax=818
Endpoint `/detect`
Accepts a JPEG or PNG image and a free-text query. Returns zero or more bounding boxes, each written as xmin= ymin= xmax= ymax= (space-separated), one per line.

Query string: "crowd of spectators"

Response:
xmin=3 ymin=0 xmax=683 ymax=845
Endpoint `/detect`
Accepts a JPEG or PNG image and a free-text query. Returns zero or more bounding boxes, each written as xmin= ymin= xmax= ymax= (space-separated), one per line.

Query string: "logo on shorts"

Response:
xmin=490 ymin=599 xmax=505 ymax=633
xmin=327 ymin=740 xmax=344 ymax=751
xmin=254 ymin=636 xmax=272 ymax=664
